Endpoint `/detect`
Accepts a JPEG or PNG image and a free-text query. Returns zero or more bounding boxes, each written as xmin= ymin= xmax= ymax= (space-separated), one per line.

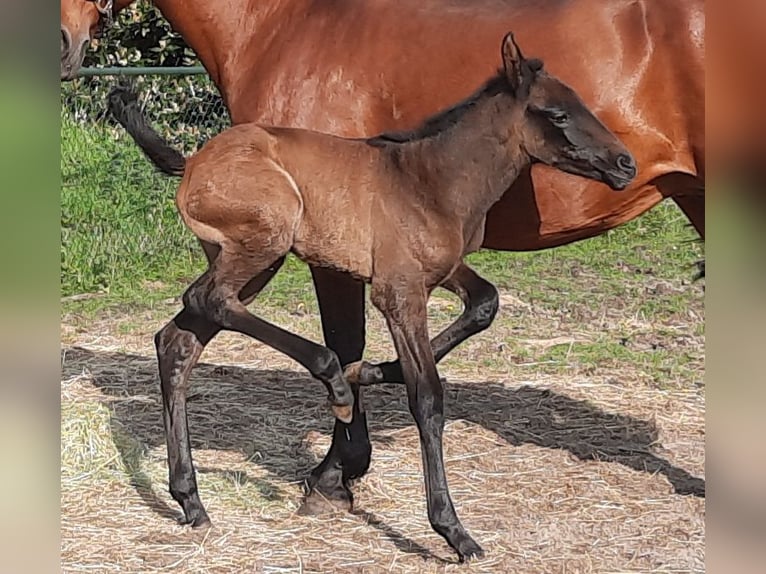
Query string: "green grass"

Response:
xmin=61 ymin=112 xmax=703 ymax=324
xmin=61 ymin=110 xmax=321 ymax=313
xmin=61 ymin=110 xmax=199 ymax=302
xmin=466 ymin=204 xmax=701 ymax=317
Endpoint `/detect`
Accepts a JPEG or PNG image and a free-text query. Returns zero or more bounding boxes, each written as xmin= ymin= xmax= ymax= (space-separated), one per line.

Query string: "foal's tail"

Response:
xmin=106 ymin=84 xmax=186 ymax=177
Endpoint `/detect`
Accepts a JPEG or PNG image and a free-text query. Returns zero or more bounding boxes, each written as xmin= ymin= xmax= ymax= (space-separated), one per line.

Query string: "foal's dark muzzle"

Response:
xmin=616 ymin=153 xmax=637 ymax=179
xmin=602 ymin=152 xmax=637 ymax=191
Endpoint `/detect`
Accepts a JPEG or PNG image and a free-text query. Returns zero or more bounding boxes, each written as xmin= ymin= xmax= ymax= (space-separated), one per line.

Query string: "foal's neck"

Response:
xmin=397 ymin=90 xmax=530 ymax=229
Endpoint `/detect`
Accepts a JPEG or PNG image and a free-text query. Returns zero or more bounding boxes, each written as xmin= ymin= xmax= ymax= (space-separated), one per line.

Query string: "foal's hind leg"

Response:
xmin=183 ymin=251 xmax=355 ymax=421
xmin=156 ymin=253 xmax=285 ymax=527
xmin=371 ymin=276 xmax=483 ymax=561
xmin=161 ymin=249 xmax=354 ymax=527
xmin=345 ymin=263 xmax=499 ymax=386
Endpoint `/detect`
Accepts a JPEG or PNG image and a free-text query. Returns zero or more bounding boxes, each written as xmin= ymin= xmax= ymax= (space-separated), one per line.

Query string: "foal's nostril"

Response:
xmin=616 ymin=153 xmax=637 ymax=177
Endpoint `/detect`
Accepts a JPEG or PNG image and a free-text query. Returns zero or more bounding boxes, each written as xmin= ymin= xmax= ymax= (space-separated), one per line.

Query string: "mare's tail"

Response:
xmin=106 ymin=84 xmax=186 ymax=177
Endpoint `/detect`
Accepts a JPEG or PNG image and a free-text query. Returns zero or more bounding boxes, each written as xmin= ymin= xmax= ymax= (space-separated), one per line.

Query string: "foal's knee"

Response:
xmin=154 ymin=321 xmax=186 ymax=362
xmin=310 ymin=347 xmax=344 ymax=382
xmin=154 ymin=324 xmax=171 ymax=355
xmin=181 ymin=282 xmax=209 ymax=319
xmin=182 ymin=277 xmax=229 ymax=326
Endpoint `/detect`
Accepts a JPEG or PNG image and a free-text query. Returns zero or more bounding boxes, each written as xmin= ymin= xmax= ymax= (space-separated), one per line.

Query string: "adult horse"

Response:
xmin=61 ymin=0 xmax=705 ymax=514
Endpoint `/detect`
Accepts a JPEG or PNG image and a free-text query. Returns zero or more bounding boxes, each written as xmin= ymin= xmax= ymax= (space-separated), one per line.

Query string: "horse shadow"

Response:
xmin=61 ymin=345 xmax=704 ymax=557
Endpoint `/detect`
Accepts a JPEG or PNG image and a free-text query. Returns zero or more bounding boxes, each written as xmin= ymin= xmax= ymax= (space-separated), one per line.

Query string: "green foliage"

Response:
xmin=85 ymin=1 xmax=196 ymax=69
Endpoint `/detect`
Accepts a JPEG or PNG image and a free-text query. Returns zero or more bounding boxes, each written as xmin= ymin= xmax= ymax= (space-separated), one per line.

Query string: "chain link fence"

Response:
xmin=61 ymin=67 xmax=232 ymax=297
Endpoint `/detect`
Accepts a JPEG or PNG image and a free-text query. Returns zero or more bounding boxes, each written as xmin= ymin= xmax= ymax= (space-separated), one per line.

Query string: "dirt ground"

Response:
xmin=61 ymin=284 xmax=705 ymax=573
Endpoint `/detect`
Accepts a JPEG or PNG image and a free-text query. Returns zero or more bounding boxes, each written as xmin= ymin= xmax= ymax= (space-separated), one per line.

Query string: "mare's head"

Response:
xmin=61 ymin=0 xmax=125 ymax=80
xmin=501 ymin=33 xmax=636 ymax=191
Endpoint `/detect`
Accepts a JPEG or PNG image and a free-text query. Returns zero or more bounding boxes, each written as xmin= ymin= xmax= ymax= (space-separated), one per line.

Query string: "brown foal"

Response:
xmin=108 ymin=34 xmax=635 ymax=561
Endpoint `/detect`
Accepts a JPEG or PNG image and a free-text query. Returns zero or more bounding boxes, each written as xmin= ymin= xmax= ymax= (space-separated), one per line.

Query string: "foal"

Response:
xmin=109 ymin=33 xmax=635 ymax=561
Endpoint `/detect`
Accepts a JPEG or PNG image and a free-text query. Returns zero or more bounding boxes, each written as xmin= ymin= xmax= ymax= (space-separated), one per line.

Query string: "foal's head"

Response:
xmin=501 ymin=33 xmax=637 ymax=191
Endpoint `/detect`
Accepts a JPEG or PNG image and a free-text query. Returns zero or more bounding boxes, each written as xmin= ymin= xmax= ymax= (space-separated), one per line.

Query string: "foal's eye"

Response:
xmin=549 ymin=111 xmax=569 ymax=127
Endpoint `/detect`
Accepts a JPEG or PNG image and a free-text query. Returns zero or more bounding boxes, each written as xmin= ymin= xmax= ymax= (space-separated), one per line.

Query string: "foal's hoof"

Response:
xmin=343 ymin=361 xmax=366 ymax=384
xmin=298 ymin=489 xmax=353 ymax=516
xmin=456 ymin=538 xmax=485 ymax=563
xmin=180 ymin=512 xmax=211 ymax=529
xmin=331 ymin=403 xmax=354 ymax=424
xmin=344 ymin=360 xmax=387 ymax=385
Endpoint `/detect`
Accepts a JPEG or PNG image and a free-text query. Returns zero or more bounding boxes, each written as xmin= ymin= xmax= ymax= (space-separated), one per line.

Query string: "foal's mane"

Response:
xmin=366 ymin=70 xmax=510 ymax=147
xmin=367 ymin=57 xmax=544 ymax=147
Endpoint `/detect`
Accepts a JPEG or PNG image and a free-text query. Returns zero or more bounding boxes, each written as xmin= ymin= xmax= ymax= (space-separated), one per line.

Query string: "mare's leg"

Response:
xmin=301 ymin=266 xmax=371 ymax=514
xmin=673 ymin=193 xmax=705 ymax=278
xmin=371 ymin=277 xmax=483 ymax=562
xmin=345 ymin=263 xmax=499 ymax=386
xmin=659 ymin=174 xmax=704 ymax=279
xmin=653 ymin=172 xmax=704 ymax=238
xmin=156 ymin=252 xmax=285 ymax=527
xmin=672 ymin=194 xmax=705 ymax=238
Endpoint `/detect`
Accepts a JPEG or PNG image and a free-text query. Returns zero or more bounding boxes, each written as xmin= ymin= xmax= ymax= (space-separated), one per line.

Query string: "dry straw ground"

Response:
xmin=61 ymin=268 xmax=704 ymax=574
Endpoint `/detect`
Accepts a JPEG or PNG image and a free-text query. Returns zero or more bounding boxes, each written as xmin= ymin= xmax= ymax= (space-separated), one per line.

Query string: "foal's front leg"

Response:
xmin=346 ymin=263 xmax=499 ymax=386
xmin=371 ymin=278 xmax=484 ymax=562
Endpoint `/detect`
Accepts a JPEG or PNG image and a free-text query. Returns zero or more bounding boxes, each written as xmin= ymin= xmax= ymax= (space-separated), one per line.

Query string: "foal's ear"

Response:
xmin=501 ymin=32 xmax=535 ymax=95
